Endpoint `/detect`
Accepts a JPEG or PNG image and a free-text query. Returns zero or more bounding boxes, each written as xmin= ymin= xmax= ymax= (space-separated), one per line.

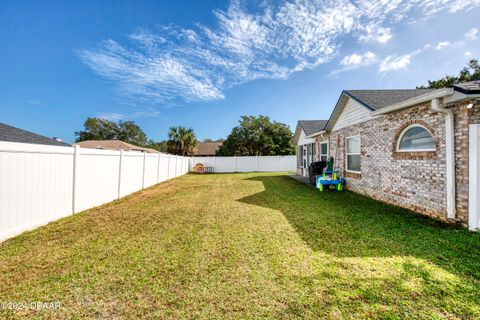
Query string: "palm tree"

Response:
xmin=167 ymin=126 xmax=198 ymax=156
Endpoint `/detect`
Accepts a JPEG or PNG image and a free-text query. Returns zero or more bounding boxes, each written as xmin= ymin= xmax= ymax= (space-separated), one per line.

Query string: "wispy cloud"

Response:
xmin=97 ymin=107 xmax=161 ymax=121
xmin=435 ymin=41 xmax=451 ymax=50
xmin=79 ymin=0 xmax=480 ymax=103
xmin=379 ymin=54 xmax=412 ymax=73
xmin=465 ymin=27 xmax=478 ymax=39
xmin=379 ymin=47 xmax=425 ymax=73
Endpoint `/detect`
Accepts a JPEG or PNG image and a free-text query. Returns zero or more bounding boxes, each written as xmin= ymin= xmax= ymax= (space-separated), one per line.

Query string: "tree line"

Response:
xmin=75 ymin=115 xmax=296 ymax=156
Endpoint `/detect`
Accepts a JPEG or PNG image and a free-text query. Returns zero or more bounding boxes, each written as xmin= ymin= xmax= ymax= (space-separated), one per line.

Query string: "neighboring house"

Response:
xmin=0 ymin=122 xmax=70 ymax=147
xmin=296 ymin=81 xmax=480 ymax=229
xmin=293 ymin=120 xmax=328 ymax=176
xmin=76 ymin=140 xmax=159 ymax=153
xmin=194 ymin=141 xmax=223 ymax=156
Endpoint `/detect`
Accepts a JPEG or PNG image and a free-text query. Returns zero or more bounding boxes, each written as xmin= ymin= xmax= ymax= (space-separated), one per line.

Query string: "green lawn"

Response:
xmin=1 ymin=173 xmax=479 ymax=319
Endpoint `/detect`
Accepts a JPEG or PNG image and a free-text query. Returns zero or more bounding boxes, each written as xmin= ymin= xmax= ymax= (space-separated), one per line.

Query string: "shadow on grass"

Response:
xmin=238 ymin=175 xmax=480 ymax=281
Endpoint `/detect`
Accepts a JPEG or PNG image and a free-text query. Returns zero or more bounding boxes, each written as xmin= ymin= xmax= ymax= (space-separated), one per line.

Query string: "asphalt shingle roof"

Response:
xmin=453 ymin=80 xmax=480 ymax=94
xmin=194 ymin=142 xmax=223 ymax=156
xmin=344 ymin=89 xmax=438 ymax=111
xmin=75 ymin=140 xmax=160 ymax=153
xmin=298 ymin=120 xmax=328 ymax=136
xmin=0 ymin=122 xmax=70 ymax=146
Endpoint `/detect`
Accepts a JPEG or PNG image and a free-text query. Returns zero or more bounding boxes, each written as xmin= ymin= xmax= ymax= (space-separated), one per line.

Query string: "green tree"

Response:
xmin=418 ymin=59 xmax=480 ymax=89
xmin=117 ymin=121 xmax=147 ymax=146
xmin=167 ymin=126 xmax=198 ymax=156
xmin=216 ymin=116 xmax=295 ymax=156
xmin=75 ymin=117 xmax=148 ymax=146
xmin=75 ymin=118 xmax=118 ymax=142
xmin=145 ymin=140 xmax=168 ymax=153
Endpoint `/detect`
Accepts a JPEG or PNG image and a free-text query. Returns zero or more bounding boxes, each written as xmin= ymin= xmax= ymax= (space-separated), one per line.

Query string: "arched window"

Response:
xmin=397 ymin=125 xmax=435 ymax=151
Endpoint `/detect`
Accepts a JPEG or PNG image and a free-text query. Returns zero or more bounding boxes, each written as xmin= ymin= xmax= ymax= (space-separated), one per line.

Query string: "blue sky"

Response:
xmin=0 ymin=0 xmax=479 ymax=143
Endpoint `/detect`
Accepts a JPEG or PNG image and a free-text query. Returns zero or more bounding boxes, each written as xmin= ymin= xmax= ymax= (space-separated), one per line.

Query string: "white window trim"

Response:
xmin=345 ymin=135 xmax=361 ymax=174
xmin=396 ymin=124 xmax=436 ymax=152
xmin=320 ymin=140 xmax=329 ymax=161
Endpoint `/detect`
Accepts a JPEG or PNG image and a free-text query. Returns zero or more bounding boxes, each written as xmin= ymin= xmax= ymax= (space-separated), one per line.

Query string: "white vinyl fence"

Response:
xmin=190 ymin=155 xmax=296 ymax=173
xmin=0 ymin=141 xmax=189 ymax=241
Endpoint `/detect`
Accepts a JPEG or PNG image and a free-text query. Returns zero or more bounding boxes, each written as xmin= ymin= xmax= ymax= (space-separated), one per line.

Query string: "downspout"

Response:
xmin=431 ymin=98 xmax=456 ymax=219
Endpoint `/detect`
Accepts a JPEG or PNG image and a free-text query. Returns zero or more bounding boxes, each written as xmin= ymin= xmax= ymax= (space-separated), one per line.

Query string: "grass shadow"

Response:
xmin=237 ymin=174 xmax=480 ymax=281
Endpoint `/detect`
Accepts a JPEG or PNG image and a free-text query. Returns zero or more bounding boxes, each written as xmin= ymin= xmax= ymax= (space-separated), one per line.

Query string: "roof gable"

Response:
xmin=298 ymin=120 xmax=328 ymax=136
xmin=293 ymin=120 xmax=328 ymax=144
xmin=331 ymin=97 xmax=371 ymax=131
xmin=344 ymin=89 xmax=437 ymax=111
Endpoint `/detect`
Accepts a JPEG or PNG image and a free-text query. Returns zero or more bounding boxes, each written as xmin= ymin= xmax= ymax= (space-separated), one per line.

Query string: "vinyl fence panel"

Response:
xmin=258 ymin=156 xmax=278 ymax=171
xmin=144 ymin=153 xmax=160 ymax=188
xmin=75 ymin=148 xmax=120 ymax=212
xmin=119 ymin=152 xmax=144 ymax=197
xmin=0 ymin=142 xmax=74 ymax=240
xmin=236 ymin=156 xmax=258 ymax=172
xmin=158 ymin=155 xmax=170 ymax=182
xmin=279 ymin=155 xmax=297 ymax=171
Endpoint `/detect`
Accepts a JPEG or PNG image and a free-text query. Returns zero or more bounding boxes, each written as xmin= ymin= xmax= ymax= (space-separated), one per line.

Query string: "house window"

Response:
xmin=346 ymin=135 xmax=361 ymax=173
xmin=320 ymin=142 xmax=328 ymax=162
xmin=397 ymin=125 xmax=435 ymax=151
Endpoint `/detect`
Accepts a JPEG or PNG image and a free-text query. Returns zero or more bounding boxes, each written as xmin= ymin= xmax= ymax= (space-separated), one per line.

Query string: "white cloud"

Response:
xmin=379 ymin=55 xmax=412 ymax=72
xmin=464 ymin=51 xmax=472 ymax=57
xmin=448 ymin=0 xmax=480 ymax=13
xmin=379 ymin=49 xmax=422 ymax=73
xmin=330 ymin=51 xmax=377 ymax=76
xmin=341 ymin=51 xmax=377 ymax=66
xmin=465 ymin=27 xmax=478 ymax=39
xmin=435 ymin=41 xmax=451 ymax=50
xmin=358 ymin=25 xmax=393 ymax=43
xmin=79 ymin=0 xmax=480 ymax=103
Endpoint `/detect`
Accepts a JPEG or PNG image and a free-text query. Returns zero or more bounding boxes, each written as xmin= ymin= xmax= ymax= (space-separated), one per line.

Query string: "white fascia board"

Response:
xmin=443 ymin=91 xmax=480 ymax=104
xmin=305 ymin=130 xmax=326 ymax=139
xmin=371 ymin=88 xmax=454 ymax=115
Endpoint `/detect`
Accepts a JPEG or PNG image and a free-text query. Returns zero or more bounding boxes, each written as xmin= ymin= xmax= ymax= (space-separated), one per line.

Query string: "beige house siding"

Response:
xmin=332 ymin=97 xmax=372 ymax=131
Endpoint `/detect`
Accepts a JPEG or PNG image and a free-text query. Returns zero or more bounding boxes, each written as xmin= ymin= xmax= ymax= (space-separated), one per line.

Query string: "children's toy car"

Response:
xmin=316 ymin=170 xmax=344 ymax=191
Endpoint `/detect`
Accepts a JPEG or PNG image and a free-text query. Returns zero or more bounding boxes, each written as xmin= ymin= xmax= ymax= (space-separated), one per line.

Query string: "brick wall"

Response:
xmin=315 ymin=100 xmax=473 ymax=225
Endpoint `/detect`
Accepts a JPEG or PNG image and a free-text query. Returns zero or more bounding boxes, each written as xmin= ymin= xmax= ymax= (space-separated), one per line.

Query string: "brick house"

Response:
xmin=294 ymin=81 xmax=480 ymax=229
